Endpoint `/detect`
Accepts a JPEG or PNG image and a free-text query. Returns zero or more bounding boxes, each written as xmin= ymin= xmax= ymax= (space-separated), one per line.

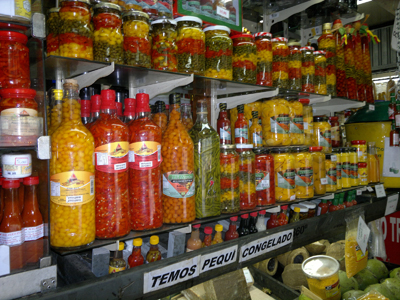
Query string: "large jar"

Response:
xmin=329 ymin=116 xmax=340 ymax=148
xmin=301 ymin=98 xmax=313 ymax=146
xmin=344 ymin=25 xmax=357 ymax=99
xmin=254 ymin=148 xmax=275 ymax=206
xmin=332 ymin=149 xmax=342 ymax=189
xmin=59 ymin=0 xmax=93 ymax=60
xmin=351 ymin=140 xmax=367 ymax=162
xmin=93 ymin=3 xmax=123 ymax=63
xmin=325 ymin=153 xmax=337 ymax=192
xmin=349 ymin=147 xmax=359 ymax=187
xmin=123 ymin=11 xmax=151 ymax=68
xmin=220 ymin=145 xmax=240 ymax=214
xmin=272 ymin=147 xmax=295 ymax=202
xmin=313 ymin=116 xmax=332 ymax=153
xmin=231 ymin=34 xmax=257 ymax=84
xmin=249 ymin=111 xmax=263 ymax=148
xmin=353 ymin=22 xmax=365 ymax=102
xmin=309 ymin=146 xmax=326 ymax=195
xmin=176 ymin=16 xmax=205 ymax=75
xmin=340 ymin=147 xmax=351 ymax=188
xmin=261 ymin=95 xmax=291 ymax=146
xmin=236 ymin=144 xmax=256 ymax=210
xmin=254 ymin=32 xmax=272 ymax=86
xmin=334 ymin=19 xmax=347 ymax=98
xmin=204 ymin=26 xmax=233 ymax=80
xmin=288 ymin=41 xmax=302 ymax=90
xmin=0 ymin=31 xmax=30 ymax=89
xmin=271 ymin=37 xmax=289 ymax=88
xmin=151 ymin=19 xmax=178 ymax=72
xmin=361 ymin=25 xmax=374 ymax=103
xmin=318 ymin=23 xmax=336 ymax=96
xmin=47 ymin=8 xmax=61 ymax=57
xmin=301 ymin=46 xmax=315 ymax=93
xmin=288 ymin=94 xmax=305 ymax=145
xmin=293 ymin=146 xmax=314 ymax=199
xmin=314 ymin=51 xmax=327 ymax=95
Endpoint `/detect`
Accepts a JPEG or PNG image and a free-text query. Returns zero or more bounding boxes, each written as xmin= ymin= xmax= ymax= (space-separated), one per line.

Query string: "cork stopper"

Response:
xmin=63 ymin=79 xmax=79 ymax=89
xmin=322 ymin=23 xmax=332 ymax=31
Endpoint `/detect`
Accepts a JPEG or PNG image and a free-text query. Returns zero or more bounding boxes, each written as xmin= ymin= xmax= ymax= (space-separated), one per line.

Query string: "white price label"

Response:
xmin=356 ymin=216 xmax=370 ymax=255
xmin=367 ymin=186 xmax=374 ymax=192
xmin=269 ymin=12 xmax=279 ymax=19
xmin=357 ymin=189 xmax=362 ymax=196
xmin=321 ymin=178 xmax=328 ymax=185
xmin=315 ymin=26 xmax=322 ymax=35
xmin=321 ymin=193 xmax=334 ymax=200
xmin=331 ymin=155 xmax=337 ymax=162
xmin=385 ymin=194 xmax=399 ymax=216
xmin=200 ymin=245 xmax=237 ymax=273
xmin=96 ymin=152 xmax=109 ymax=166
xmin=216 ymin=6 xmax=229 ymax=19
xmin=375 ymin=184 xmax=386 ymax=198
xmin=369 ymin=104 xmax=375 ymax=111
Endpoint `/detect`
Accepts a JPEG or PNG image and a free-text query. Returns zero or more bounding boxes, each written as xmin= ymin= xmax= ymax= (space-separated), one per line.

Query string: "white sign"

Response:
xmin=375 ymin=184 xmax=386 ymax=198
xmin=385 ymin=194 xmax=399 ymax=216
xmin=216 ymin=6 xmax=229 ymax=19
xmin=357 ymin=189 xmax=362 ymax=196
xmin=383 ymin=137 xmax=400 ymax=178
xmin=200 ymin=245 xmax=237 ymax=274
xmin=369 ymin=104 xmax=375 ymax=111
xmin=239 ymin=229 xmax=293 ymax=263
xmin=321 ymin=193 xmax=334 ymax=200
xmin=367 ymin=186 xmax=374 ymax=192
xmin=143 ymin=256 xmax=200 ymax=293
xmin=357 ymin=216 xmax=370 ymax=255
xmin=320 ymin=178 xmax=328 ymax=185
xmin=269 ymin=12 xmax=279 ymax=19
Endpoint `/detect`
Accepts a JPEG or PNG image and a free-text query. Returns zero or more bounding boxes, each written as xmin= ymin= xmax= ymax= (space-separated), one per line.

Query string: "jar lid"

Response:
xmin=231 ymin=33 xmax=254 ymax=40
xmin=351 ymin=140 xmax=366 ymax=145
xmin=23 ymin=176 xmax=39 ymax=185
xmin=174 ymin=16 xmax=202 ymax=25
xmin=302 ymin=255 xmax=339 ymax=279
xmin=0 ymin=30 xmax=28 ymax=44
xmin=250 ymin=212 xmax=258 ymax=217
xmin=313 ymin=115 xmax=328 ymax=122
xmin=133 ymin=238 xmax=142 ymax=247
xmin=358 ymin=162 xmax=367 ymax=168
xmin=122 ymin=10 xmax=149 ymax=19
xmin=299 ymin=98 xmax=310 ymax=105
xmin=254 ymin=32 xmax=272 ymax=38
xmin=150 ymin=235 xmax=159 ymax=245
xmin=241 ymin=214 xmax=249 ymax=219
xmin=193 ymin=224 xmax=201 ymax=229
xmin=61 ymin=0 xmax=90 ymax=5
xmin=301 ymin=201 xmax=316 ymax=209
xmin=203 ymin=25 xmax=230 ymax=34
xmin=314 ymin=50 xmax=326 ymax=55
xmin=230 ymin=216 xmax=238 ymax=221
xmin=253 ymin=147 xmax=264 ymax=155
xmin=0 ymin=88 xmax=36 ymax=99
xmin=204 ymin=226 xmax=213 ymax=234
xmin=271 ymin=147 xmax=289 ymax=153
xmin=309 ymin=146 xmax=323 ymax=152
xmin=236 ymin=144 xmax=253 ymax=149
xmin=287 ymin=41 xmax=301 ymax=46
xmin=151 ymin=19 xmax=177 ymax=26
xmin=300 ymin=46 xmax=315 ymax=51
xmin=293 ymin=146 xmax=309 ymax=153
xmin=93 ymin=2 xmax=121 ymax=11
xmin=294 ymin=207 xmax=300 ymax=213
xmin=271 ymin=37 xmax=288 ymax=42
xmin=3 ymin=178 xmax=20 ymax=189
xmin=220 ymin=144 xmax=236 ymax=150
xmin=291 ymin=204 xmax=308 ymax=213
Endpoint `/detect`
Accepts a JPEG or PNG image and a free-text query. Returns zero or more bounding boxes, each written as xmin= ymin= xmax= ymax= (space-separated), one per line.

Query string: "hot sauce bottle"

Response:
xmin=217 ymin=102 xmax=231 ymax=144
xmin=146 ymin=235 xmax=162 ymax=263
xmin=211 ymin=224 xmax=224 ymax=245
xmin=267 ymin=213 xmax=279 ymax=229
xmin=238 ymin=214 xmax=250 ymax=237
xmin=187 ymin=224 xmax=202 ymax=251
xmin=90 ymin=89 xmax=130 ymax=239
xmin=225 ymin=216 xmax=239 ymax=241
xmin=128 ymin=93 xmax=163 ymax=230
xmin=278 ymin=211 xmax=288 ymax=226
xmin=81 ymin=99 xmax=91 ymax=125
xmin=248 ymin=212 xmax=258 ymax=234
xmin=128 ymin=238 xmax=144 ymax=268
xmin=202 ymin=227 xmax=213 ymax=247
xmin=109 ymin=242 xmax=126 ymax=273
xmin=235 ymin=104 xmax=248 ymax=144
xmin=317 ymin=199 xmax=329 ymax=216
xmin=123 ymin=98 xmax=136 ymax=124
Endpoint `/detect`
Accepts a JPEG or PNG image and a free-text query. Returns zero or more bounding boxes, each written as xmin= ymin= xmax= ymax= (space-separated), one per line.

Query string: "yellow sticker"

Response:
xmin=109 ymin=266 xmax=126 ymax=274
xmin=325 ymin=280 xmax=340 ymax=299
xmin=129 ymin=141 xmax=162 ymax=170
xmin=95 ymin=141 xmax=129 ymax=173
xmin=355 ymin=245 xmax=368 ymax=262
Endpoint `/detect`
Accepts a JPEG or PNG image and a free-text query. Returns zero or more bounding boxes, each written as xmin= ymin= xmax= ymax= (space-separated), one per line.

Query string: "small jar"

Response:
xmin=46 ymin=8 xmax=61 ymax=57
xmin=358 ymin=162 xmax=368 ymax=185
xmin=272 ymin=37 xmax=289 ymax=88
xmin=309 ymin=146 xmax=326 ymax=195
xmin=313 ymin=116 xmax=332 ymax=153
xmin=288 ymin=41 xmax=302 ymax=90
xmin=236 ymin=144 xmax=256 ymax=210
xmin=349 ymin=147 xmax=359 ymax=186
xmin=301 ymin=201 xmax=316 ymax=218
xmin=300 ymin=46 xmax=315 ymax=93
xmin=314 ymin=50 xmax=327 ymax=94
xmin=271 ymin=147 xmax=295 ymax=202
xmin=301 ymin=98 xmax=313 ymax=146
xmin=254 ymin=32 xmax=273 ymax=86
xmin=204 ymin=26 xmax=233 ymax=80
xmin=220 ymin=145 xmax=240 ymax=214
xmin=175 ymin=16 xmax=205 ymax=75
xmin=232 ymin=34 xmax=257 ymax=84
xmin=293 ymin=146 xmax=314 ymax=199
xmin=151 ymin=19 xmax=178 ymax=72
xmin=123 ymin=11 xmax=151 ymax=68
xmin=332 ymin=149 xmax=342 ymax=189
xmin=351 ymin=140 xmax=367 ymax=163
xmin=2 ymin=153 xmax=32 ymax=178
xmin=288 ymin=94 xmax=305 ymax=145
xmin=254 ymin=148 xmax=275 ymax=206
xmin=329 ymin=116 xmax=340 ymax=148
xmin=340 ymin=147 xmax=351 ymax=188
xmin=325 ymin=153 xmax=337 ymax=192
xmin=290 ymin=204 xmax=309 ymax=220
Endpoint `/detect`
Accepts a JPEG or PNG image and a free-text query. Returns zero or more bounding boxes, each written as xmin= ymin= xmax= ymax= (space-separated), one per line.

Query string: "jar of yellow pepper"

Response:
xmin=271 ymin=37 xmax=289 ymax=88
xmin=220 ymin=144 xmax=240 ymax=214
xmin=313 ymin=116 xmax=332 ymax=153
xmin=314 ymin=50 xmax=327 ymax=95
xmin=254 ymin=32 xmax=273 ymax=86
xmin=310 ymin=146 xmax=326 ymax=195
xmin=332 ymin=148 xmax=342 ymax=189
xmin=325 ymin=153 xmax=337 ymax=192
xmin=231 ymin=34 xmax=257 ymax=84
xmin=272 ymin=147 xmax=295 ymax=202
xmin=340 ymin=147 xmax=351 ymax=188
xmin=300 ymin=97 xmax=313 ymax=145
xmin=293 ymin=146 xmax=314 ymax=199
xmin=288 ymin=94 xmax=305 ymax=145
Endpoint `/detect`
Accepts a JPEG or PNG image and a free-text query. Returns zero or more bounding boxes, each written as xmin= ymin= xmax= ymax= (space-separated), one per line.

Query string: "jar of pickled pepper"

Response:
xmin=272 ymin=37 xmax=289 ymax=88
xmin=220 ymin=144 xmax=240 ymax=214
xmin=314 ymin=51 xmax=327 ymax=95
xmin=50 ymin=79 xmax=95 ymax=249
xmin=325 ymin=153 xmax=337 ymax=192
xmin=361 ymin=24 xmax=374 ymax=103
xmin=151 ymin=19 xmax=178 ymax=72
xmin=334 ymin=19 xmax=347 ymax=98
xmin=254 ymin=148 xmax=275 ymax=206
xmin=236 ymin=144 xmax=256 ymax=210
xmin=175 ymin=16 xmax=205 ymax=75
xmin=288 ymin=41 xmax=302 ymax=90
xmin=344 ymin=25 xmax=357 ymax=100
xmin=204 ymin=26 xmax=233 ymax=80
xmin=351 ymin=140 xmax=367 ymax=162
xmin=301 ymin=97 xmax=313 ymax=146
xmin=272 ymin=147 xmax=295 ymax=202
xmin=318 ymin=23 xmax=336 ymax=96
xmin=122 ymin=11 xmax=151 ymax=68
xmin=309 ymin=146 xmax=326 ymax=195
xmin=329 ymin=116 xmax=340 ymax=148
xmin=254 ymin=32 xmax=272 ymax=86
xmin=59 ymin=0 xmax=93 ymax=60
xmin=152 ymin=101 xmax=168 ymax=134
xmin=93 ymin=3 xmax=123 ymax=63
xmin=313 ymin=116 xmax=332 ymax=153
xmin=0 ymin=31 xmax=30 ymax=89
xmin=125 ymin=0 xmax=143 ymax=11
xmin=353 ymin=21 xmax=365 ymax=102
xmin=47 ymin=8 xmax=61 ymax=57
xmin=231 ymin=34 xmax=257 ymax=84
xmin=340 ymin=147 xmax=351 ymax=188
xmin=288 ymin=94 xmax=305 ymax=145
xmin=301 ymin=46 xmax=315 ymax=93
xmin=293 ymin=146 xmax=314 ymax=199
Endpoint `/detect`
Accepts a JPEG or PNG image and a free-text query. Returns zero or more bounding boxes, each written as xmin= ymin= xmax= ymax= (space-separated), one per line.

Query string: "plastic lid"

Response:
xmin=118 ymin=242 xmax=124 ymax=251
xmin=151 ymin=19 xmax=177 ymax=26
xmin=313 ymin=50 xmax=326 ymax=55
xmin=133 ymin=238 xmax=142 ymax=247
xmin=23 ymin=176 xmax=39 ymax=185
xmin=136 ymin=93 xmax=151 ymax=112
xmin=204 ymin=226 xmax=213 ymax=234
xmin=203 ymin=25 xmax=230 ymax=34
xmin=299 ymin=98 xmax=310 ymax=105
xmin=313 ymin=115 xmax=328 ymax=122
xmin=351 ymin=140 xmax=366 ymax=145
xmin=358 ymin=162 xmax=367 ymax=168
xmin=219 ymin=102 xmax=227 ymax=110
xmin=309 ymin=146 xmax=323 ymax=152
xmin=100 ymin=90 xmax=116 ymax=110
xmin=241 ymin=214 xmax=249 ymax=219
xmin=300 ymin=46 xmax=315 ymax=51
xmin=116 ymin=102 xmax=123 ymax=116
xmin=230 ymin=216 xmax=238 ymax=221
xmin=81 ymin=100 xmax=91 ymax=117
xmin=0 ymin=88 xmax=36 ymax=99
xmin=174 ymin=16 xmax=202 ymax=25
xmin=271 ymin=37 xmax=288 ymax=42
xmin=302 ymin=255 xmax=339 ymax=279
xmin=150 ymin=235 xmax=159 ymax=245
xmin=3 ymin=178 xmax=20 ymax=189
xmin=193 ymin=224 xmax=201 ymax=229
xmin=0 ymin=31 xmax=28 ymax=44
xmin=291 ymin=204 xmax=308 ymax=213
xmin=250 ymin=212 xmax=258 ymax=217
xmin=293 ymin=146 xmax=309 ymax=153
xmin=294 ymin=207 xmax=301 ymax=213
xmin=281 ymin=205 xmax=288 ymax=210
xmin=236 ymin=144 xmax=253 ymax=149
xmin=259 ymin=210 xmax=266 ymax=215
xmin=215 ymin=224 xmax=223 ymax=232
xmin=300 ymin=201 xmax=316 ymax=209
xmin=254 ymin=32 xmax=272 ymax=38
xmin=122 ymin=10 xmax=149 ymax=20
xmin=231 ymin=33 xmax=254 ymax=39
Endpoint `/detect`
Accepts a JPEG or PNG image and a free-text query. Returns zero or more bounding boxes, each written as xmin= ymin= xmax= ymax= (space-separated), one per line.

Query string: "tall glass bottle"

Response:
xmin=81 ymin=99 xmax=91 ymax=125
xmin=123 ymin=98 xmax=136 ymax=124
xmin=235 ymin=104 xmax=248 ymax=144
xmin=90 ymin=90 xmax=130 ymax=239
xmin=90 ymin=94 xmax=101 ymax=125
xmin=152 ymin=101 xmax=168 ymax=134
xmin=249 ymin=111 xmax=263 ymax=148
xmin=238 ymin=214 xmax=249 ymax=237
xmin=181 ymin=103 xmax=193 ymax=132
xmin=50 ymin=79 xmax=95 ymax=250
xmin=48 ymin=89 xmax=63 ymax=136
xmin=217 ymin=102 xmax=231 ymax=144
xmin=189 ymin=100 xmax=221 ymax=219
xmin=128 ymin=93 xmax=163 ymax=230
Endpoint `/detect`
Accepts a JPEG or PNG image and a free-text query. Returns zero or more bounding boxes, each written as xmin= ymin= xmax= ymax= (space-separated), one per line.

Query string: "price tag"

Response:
xmin=269 ymin=12 xmax=279 ymax=19
xmin=385 ymin=194 xmax=399 ymax=216
xmin=374 ymin=184 xmax=386 ymax=198
xmin=321 ymin=178 xmax=328 ymax=185
xmin=216 ymin=6 xmax=229 ymax=19
xmin=369 ymin=104 xmax=375 ymax=111
xmin=357 ymin=189 xmax=362 ymax=196
xmin=367 ymin=186 xmax=374 ymax=192
xmin=331 ymin=155 xmax=337 ymax=162
xmin=357 ymin=216 xmax=370 ymax=255
xmin=315 ymin=26 xmax=322 ymax=35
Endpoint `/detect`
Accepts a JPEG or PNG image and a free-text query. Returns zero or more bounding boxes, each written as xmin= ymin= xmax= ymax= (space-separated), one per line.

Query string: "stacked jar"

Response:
xmin=332 ymin=148 xmax=342 ymax=189
xmin=318 ymin=23 xmax=336 ymax=96
xmin=313 ymin=116 xmax=332 ymax=153
xmin=151 ymin=19 xmax=178 ymax=72
xmin=309 ymin=146 xmax=326 ymax=195
xmin=340 ymin=147 xmax=351 ymax=188
xmin=301 ymin=97 xmax=313 ymax=146
xmin=351 ymin=140 xmax=367 ymax=163
xmin=254 ymin=148 xmax=275 ymax=206
xmin=349 ymin=148 xmax=359 ymax=186
xmin=232 ymin=34 xmax=257 ymax=84
xmin=333 ymin=19 xmax=347 ymax=97
xmin=237 ymin=144 xmax=256 ymax=210
xmin=325 ymin=153 xmax=337 ymax=192
xmin=271 ymin=37 xmax=289 ymax=88
xmin=288 ymin=41 xmax=302 ymax=91
xmin=204 ymin=26 xmax=233 ymax=80
xmin=300 ymin=47 xmax=315 ymax=93
xmin=344 ymin=25 xmax=357 ymax=99
xmin=288 ymin=94 xmax=305 ymax=145
xmin=293 ymin=147 xmax=314 ymax=199
xmin=314 ymin=51 xmax=327 ymax=95
xmin=220 ymin=145 xmax=240 ymax=213
xmin=353 ymin=21 xmax=365 ymax=102
xmin=361 ymin=24 xmax=374 ymax=103
xmin=47 ymin=8 xmax=60 ymax=56
xmin=272 ymin=148 xmax=295 ymax=202
xmin=329 ymin=116 xmax=340 ymax=148
xmin=254 ymin=32 xmax=273 ymax=86
xmin=59 ymin=0 xmax=93 ymax=60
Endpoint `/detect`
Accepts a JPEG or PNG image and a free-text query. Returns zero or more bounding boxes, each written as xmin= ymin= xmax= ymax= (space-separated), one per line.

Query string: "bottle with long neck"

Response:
xmin=123 ymin=98 xmax=136 ymax=124
xmin=217 ymin=102 xmax=231 ymax=144
xmin=48 ymin=89 xmax=63 ymax=135
xmin=235 ymin=104 xmax=248 ymax=144
xmin=248 ymin=212 xmax=258 ymax=234
xmin=89 ymin=94 xmax=101 ymax=127
xmin=81 ymin=99 xmax=91 ymax=125
xmin=238 ymin=214 xmax=249 ymax=237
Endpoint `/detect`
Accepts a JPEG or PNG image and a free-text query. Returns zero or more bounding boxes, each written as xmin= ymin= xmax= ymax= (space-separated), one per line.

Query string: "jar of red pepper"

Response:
xmin=328 ymin=116 xmax=340 ymax=148
xmin=271 ymin=37 xmax=289 ymax=88
xmin=300 ymin=46 xmax=315 ymax=93
xmin=46 ymin=8 xmax=61 ymax=57
xmin=253 ymin=148 xmax=275 ymax=206
xmin=151 ymin=19 xmax=178 ymax=72
xmin=254 ymin=32 xmax=272 ymax=86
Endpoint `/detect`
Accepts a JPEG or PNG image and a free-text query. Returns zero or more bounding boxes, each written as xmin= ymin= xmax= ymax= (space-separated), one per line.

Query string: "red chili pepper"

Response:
xmin=176 ymin=38 xmax=205 ymax=55
xmin=123 ymin=36 xmax=151 ymax=54
xmin=93 ymin=13 xmax=121 ymax=30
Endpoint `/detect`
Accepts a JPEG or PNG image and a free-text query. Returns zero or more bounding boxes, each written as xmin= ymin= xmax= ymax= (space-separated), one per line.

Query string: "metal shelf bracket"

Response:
xmin=72 ymin=63 xmax=115 ymax=91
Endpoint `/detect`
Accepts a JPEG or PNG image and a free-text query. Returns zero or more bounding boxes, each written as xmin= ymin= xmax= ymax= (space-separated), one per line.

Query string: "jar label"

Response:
xmin=341 ymin=161 xmax=351 ymax=178
xmin=277 ymin=169 xmax=295 ymax=190
xmin=389 ymin=107 xmax=395 ymax=119
xmin=336 ymin=162 xmax=342 ymax=179
xmin=290 ymin=115 xmax=304 ymax=133
xmin=295 ymin=167 xmax=313 ymax=186
xmin=270 ymin=115 xmax=290 ymax=134
xmin=24 ymin=224 xmax=44 ymax=241
xmin=162 ymin=171 xmax=195 ymax=198
xmin=219 ymin=127 xmax=231 ymax=143
xmin=331 ymin=125 xmax=340 ymax=141
xmin=109 ymin=266 xmax=126 ymax=274
xmin=396 ymin=114 xmax=400 ymax=127
xmin=255 ymin=170 xmax=270 ymax=190
xmin=0 ymin=230 xmax=24 ymax=246
xmin=326 ymin=168 xmax=337 ymax=185
xmin=350 ymin=163 xmax=359 ymax=179
xmin=325 ymin=280 xmax=340 ymax=299
xmin=318 ymin=130 xmax=331 ymax=147
xmin=1 ymin=108 xmax=38 ymax=117
xmin=95 ymin=141 xmax=129 ymax=173
xmin=3 ymin=161 xmax=32 ymax=177
xmin=304 ymin=118 xmax=313 ymax=134
xmin=234 ymin=127 xmax=248 ymax=140
xmin=129 ymin=141 xmax=162 ymax=170
xmin=50 ymin=171 xmax=95 ymax=206
xmin=252 ymin=132 xmax=263 ymax=145
xmin=1 ymin=115 xmax=40 ymax=136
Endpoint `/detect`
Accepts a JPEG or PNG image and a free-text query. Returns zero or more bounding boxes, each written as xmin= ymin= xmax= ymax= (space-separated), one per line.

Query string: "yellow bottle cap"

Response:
xmin=150 ymin=235 xmax=159 ymax=245
xmin=118 ymin=242 xmax=125 ymax=251
xmin=133 ymin=238 xmax=142 ymax=247
xmin=215 ymin=224 xmax=223 ymax=232
xmin=294 ymin=207 xmax=301 ymax=213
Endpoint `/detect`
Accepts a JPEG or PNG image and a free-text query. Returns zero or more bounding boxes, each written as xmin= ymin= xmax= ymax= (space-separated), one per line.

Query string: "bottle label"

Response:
xmin=252 ymin=132 xmax=263 ymax=145
xmin=318 ymin=129 xmax=331 ymax=147
xmin=317 ymin=206 xmax=322 ymax=216
xmin=304 ymin=118 xmax=313 ymax=134
xmin=0 ymin=230 xmax=24 ymax=246
xmin=389 ymin=107 xmax=395 ymax=119
xmin=255 ymin=170 xmax=270 ymax=191
xmin=355 ymin=245 xmax=368 ymax=262
xmin=109 ymin=266 xmax=126 ymax=274
xmin=325 ymin=280 xmax=340 ymax=299
xmin=1 ymin=107 xmax=38 ymax=117
xmin=162 ymin=171 xmax=195 ymax=198
xmin=24 ymin=224 xmax=44 ymax=241
xmin=394 ymin=133 xmax=400 ymax=145
xmin=290 ymin=115 xmax=304 ymax=133
xmin=219 ymin=127 xmax=231 ymax=143
xmin=396 ymin=115 xmax=400 ymax=127
xmin=277 ymin=169 xmax=295 ymax=190
xmin=129 ymin=141 xmax=162 ymax=170
xmin=270 ymin=115 xmax=290 ymax=134
xmin=50 ymin=171 xmax=95 ymax=206
xmin=341 ymin=161 xmax=351 ymax=178
xmin=95 ymin=141 xmax=129 ymax=173
xmin=336 ymin=162 xmax=342 ymax=179
xmin=350 ymin=163 xmax=359 ymax=179
xmin=326 ymin=168 xmax=337 ymax=185
xmin=331 ymin=126 xmax=340 ymax=142
xmin=295 ymin=167 xmax=314 ymax=186
xmin=1 ymin=108 xmax=40 ymax=136
xmin=234 ymin=127 xmax=248 ymax=140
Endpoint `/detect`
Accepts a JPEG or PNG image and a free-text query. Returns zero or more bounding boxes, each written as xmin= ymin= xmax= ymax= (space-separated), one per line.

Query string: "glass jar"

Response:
xmin=340 ymin=147 xmax=351 ymax=188
xmin=314 ymin=51 xmax=327 ymax=95
xmin=152 ymin=101 xmax=168 ymax=134
xmin=254 ymin=148 xmax=275 ymax=206
xmin=220 ymin=145 xmax=240 ymax=214
xmin=204 ymin=26 xmax=233 ymax=80
xmin=151 ymin=19 xmax=178 ymax=72
xmin=176 ymin=16 xmax=205 ymax=75
xmin=309 ymin=146 xmax=326 ymax=195
xmin=301 ymin=201 xmax=316 ymax=218
xmin=329 ymin=116 xmax=340 ymax=148
xmin=59 ymin=0 xmax=93 ymax=60
xmin=301 ymin=98 xmax=313 ymax=146
xmin=271 ymin=37 xmax=289 ymax=88
xmin=231 ymin=34 xmax=257 ymax=84
xmin=318 ymin=23 xmax=336 ymax=96
xmin=271 ymin=147 xmax=295 ymax=202
xmin=290 ymin=204 xmax=309 ymax=220
xmin=367 ymin=142 xmax=380 ymax=183
xmin=125 ymin=1 xmax=143 ymax=11
xmin=181 ymin=103 xmax=194 ymax=131
xmin=288 ymin=95 xmax=305 ymax=145
xmin=249 ymin=111 xmax=263 ymax=148
xmin=332 ymin=149 xmax=342 ymax=190
xmin=334 ymin=19 xmax=346 ymax=97
xmin=344 ymin=25 xmax=357 ymax=99
xmin=353 ymin=22 xmax=365 ymax=102
xmin=361 ymin=25 xmax=374 ymax=103
xmin=288 ymin=41 xmax=302 ymax=90
xmin=236 ymin=144 xmax=256 ymax=210
xmin=358 ymin=162 xmax=368 ymax=185
xmin=140 ymin=0 xmax=158 ymax=21
xmin=47 ymin=8 xmax=61 ymax=57
xmin=122 ymin=11 xmax=151 ymax=68
xmin=325 ymin=153 xmax=337 ymax=192
xmin=0 ymin=31 xmax=30 ymax=89
xmin=351 ymin=140 xmax=367 ymax=162
xmin=313 ymin=116 xmax=332 ymax=153
xmin=293 ymin=146 xmax=314 ymax=199
xmin=349 ymin=147 xmax=359 ymax=187
xmin=301 ymin=46 xmax=315 ymax=93
xmin=254 ymin=32 xmax=273 ymax=86
xmin=261 ymin=95 xmax=291 ymax=146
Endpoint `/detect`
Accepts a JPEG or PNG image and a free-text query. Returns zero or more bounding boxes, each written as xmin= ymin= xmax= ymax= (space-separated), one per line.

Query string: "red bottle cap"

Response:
xmin=124 ymin=98 xmax=136 ymax=111
xmin=259 ymin=210 xmax=266 ymax=215
xmin=91 ymin=94 xmax=101 ymax=112
xmin=358 ymin=162 xmax=367 ymax=168
xmin=23 ymin=176 xmax=39 ymax=185
xmin=230 ymin=216 xmax=238 ymax=221
xmin=116 ymin=102 xmax=123 ymax=117
xmin=193 ymin=224 xmax=201 ymax=229
xmin=100 ymin=90 xmax=116 ymax=110
xmin=3 ymin=178 xmax=20 ymax=189
xmin=0 ymin=31 xmax=28 ymax=44
xmin=241 ymin=214 xmax=249 ymax=219
xmin=333 ymin=19 xmax=342 ymax=25
xmin=204 ymin=226 xmax=213 ymax=234
xmin=136 ymin=93 xmax=151 ymax=113
xmin=351 ymin=140 xmax=366 ymax=145
xmin=250 ymin=212 xmax=258 ymax=217
xmin=299 ymin=98 xmax=310 ymax=105
xmin=0 ymin=88 xmax=36 ymax=99
xmin=81 ymin=100 xmax=91 ymax=117
xmin=0 ymin=177 xmax=3 ymax=186
xmin=329 ymin=116 xmax=339 ymax=121
xmin=309 ymin=146 xmax=323 ymax=152
xmin=281 ymin=205 xmax=288 ymax=210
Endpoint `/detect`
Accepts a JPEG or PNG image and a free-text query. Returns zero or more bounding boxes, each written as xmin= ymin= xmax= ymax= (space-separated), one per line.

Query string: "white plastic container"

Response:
xmin=2 ymin=153 xmax=32 ymax=178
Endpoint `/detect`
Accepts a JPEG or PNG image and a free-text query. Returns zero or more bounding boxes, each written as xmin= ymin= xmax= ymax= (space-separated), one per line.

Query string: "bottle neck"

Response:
xmin=100 ymin=108 xmax=117 ymax=115
xmin=238 ymin=112 xmax=245 ymax=119
xmin=195 ymin=111 xmax=208 ymax=125
xmin=214 ymin=231 xmax=222 ymax=240
xmin=270 ymin=214 xmax=277 ymax=220
xmin=240 ymin=218 xmax=248 ymax=227
xmin=3 ymin=188 xmax=20 ymax=216
xmin=149 ymin=244 xmax=159 ymax=251
xmin=219 ymin=111 xmax=228 ymax=119
xmin=132 ymin=246 xmax=142 ymax=255
xmin=191 ymin=228 xmax=200 ymax=240
xmin=24 ymin=185 xmax=39 ymax=212
xmin=137 ymin=111 xmax=151 ymax=120
xmin=64 ymin=87 xmax=79 ymax=100
xmin=170 ymin=104 xmax=180 ymax=115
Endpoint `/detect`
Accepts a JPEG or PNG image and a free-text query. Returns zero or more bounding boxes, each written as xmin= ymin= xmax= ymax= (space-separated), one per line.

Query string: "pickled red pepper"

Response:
xmin=254 ymin=32 xmax=273 ymax=86
xmin=301 ymin=47 xmax=315 ymax=93
xmin=129 ymin=93 xmax=163 ymax=230
xmin=46 ymin=8 xmax=60 ymax=56
xmin=90 ymin=90 xmax=130 ymax=239
xmin=333 ymin=20 xmax=347 ymax=97
xmin=272 ymin=37 xmax=289 ymax=88
xmin=314 ymin=51 xmax=327 ymax=95
xmin=353 ymin=21 xmax=365 ymax=102
xmin=288 ymin=42 xmax=302 ymax=91
xmin=151 ymin=19 xmax=178 ymax=72
xmin=254 ymin=148 xmax=275 ymax=206
xmin=318 ymin=23 xmax=336 ymax=96
xmin=232 ymin=34 xmax=257 ymax=84
xmin=361 ymin=23 xmax=376 ymax=104
xmin=344 ymin=25 xmax=357 ymax=100
xmin=237 ymin=144 xmax=256 ymax=210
